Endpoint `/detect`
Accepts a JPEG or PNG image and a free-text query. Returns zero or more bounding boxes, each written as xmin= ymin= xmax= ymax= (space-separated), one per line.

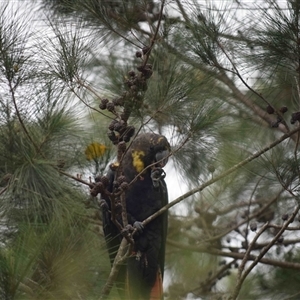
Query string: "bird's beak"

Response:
xmin=155 ymin=149 xmax=169 ymax=167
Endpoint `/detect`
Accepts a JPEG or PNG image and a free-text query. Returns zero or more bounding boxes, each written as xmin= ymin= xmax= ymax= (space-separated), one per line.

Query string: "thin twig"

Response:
xmin=70 ymin=83 xmax=114 ymax=119
xmin=206 ymin=187 xmax=284 ymax=243
xmin=9 ymin=81 xmax=40 ymax=153
xmin=142 ymin=0 xmax=166 ymax=67
xmin=167 ymin=239 xmax=300 ymax=270
xmin=242 ymin=176 xmax=266 ymax=248
xmin=293 ymin=123 xmax=300 ymax=177
xmin=120 ymin=192 xmax=128 ymax=227
xmin=230 ymin=205 xmax=300 ymax=300
xmin=283 ymin=290 xmax=300 ymax=300
xmin=217 ymin=41 xmax=290 ymax=132
xmin=163 ymin=41 xmax=297 ymax=139
xmin=58 ymin=169 xmax=94 ymax=188
xmin=190 ymin=259 xmax=236 ymax=295
xmin=78 ymin=2 xmax=142 ymax=48
xmin=232 ymin=222 xmax=269 ymax=299
xmin=218 ymin=42 xmax=270 ymax=106
xmin=0 ymin=186 xmax=8 ymax=196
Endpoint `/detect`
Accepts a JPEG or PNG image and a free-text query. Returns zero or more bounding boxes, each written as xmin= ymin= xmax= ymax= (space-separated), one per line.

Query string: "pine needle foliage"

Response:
xmin=0 ymin=3 xmax=110 ymax=299
xmin=5 ymin=0 xmax=300 ymax=299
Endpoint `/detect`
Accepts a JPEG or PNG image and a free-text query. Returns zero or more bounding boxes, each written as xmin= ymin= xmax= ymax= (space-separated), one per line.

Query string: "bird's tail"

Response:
xmin=125 ymin=266 xmax=163 ymax=300
xmin=149 ymin=268 xmax=163 ymax=300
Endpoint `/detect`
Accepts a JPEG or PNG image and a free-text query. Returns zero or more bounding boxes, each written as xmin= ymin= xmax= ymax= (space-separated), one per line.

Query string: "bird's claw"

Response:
xmin=133 ymin=221 xmax=144 ymax=233
xmin=98 ymin=199 xmax=109 ymax=211
xmin=151 ymin=168 xmax=166 ymax=188
xmin=122 ymin=224 xmax=134 ymax=237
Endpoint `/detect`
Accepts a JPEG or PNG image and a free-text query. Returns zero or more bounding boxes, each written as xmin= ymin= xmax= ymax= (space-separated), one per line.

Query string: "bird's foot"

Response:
xmin=133 ymin=221 xmax=144 ymax=233
xmin=98 ymin=199 xmax=109 ymax=211
xmin=151 ymin=168 xmax=166 ymax=188
xmin=121 ymin=224 xmax=134 ymax=237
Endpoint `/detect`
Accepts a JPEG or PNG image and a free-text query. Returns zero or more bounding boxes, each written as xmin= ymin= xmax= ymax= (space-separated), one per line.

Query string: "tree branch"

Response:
xmin=232 ymin=222 xmax=269 ymax=299
xmin=142 ymin=126 xmax=300 ymax=228
xmin=167 ymin=239 xmax=300 ymax=270
xmin=99 ymin=237 xmax=129 ymax=300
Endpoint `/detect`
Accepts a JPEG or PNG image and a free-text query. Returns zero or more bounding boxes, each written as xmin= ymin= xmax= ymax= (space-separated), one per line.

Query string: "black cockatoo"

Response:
xmin=101 ymin=132 xmax=170 ymax=300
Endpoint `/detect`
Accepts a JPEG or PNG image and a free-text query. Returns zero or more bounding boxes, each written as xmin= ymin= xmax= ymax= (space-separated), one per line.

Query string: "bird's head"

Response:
xmin=128 ymin=133 xmax=170 ymax=174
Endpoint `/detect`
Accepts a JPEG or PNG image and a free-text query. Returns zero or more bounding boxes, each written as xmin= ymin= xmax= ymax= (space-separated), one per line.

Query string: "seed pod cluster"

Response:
xmin=265 ymin=105 xmax=290 ymax=128
xmin=99 ymin=46 xmax=154 ymax=148
xmin=112 ymin=97 xmax=125 ymax=106
xmin=90 ymin=182 xmax=105 ymax=197
xmin=117 ymin=175 xmax=127 ymax=185
xmin=135 ymin=51 xmax=142 ymax=58
xmin=123 ymin=47 xmax=154 ymax=108
xmin=107 ymin=118 xmax=135 ymax=145
xmin=100 ymin=175 xmax=110 ymax=187
xmin=136 ymin=64 xmax=153 ymax=80
xmin=100 ymin=91 xmax=130 ymax=115
xmin=142 ymin=46 xmax=150 ymax=55
xmin=128 ymin=70 xmax=135 ymax=77
xmin=120 ymin=182 xmax=129 ymax=191
xmin=107 ymin=102 xmax=116 ymax=113
xmin=99 ymin=98 xmax=109 ymax=110
xmin=107 ymin=130 xmax=118 ymax=145
xmin=266 ymin=105 xmax=275 ymax=114
xmin=124 ymin=66 xmax=150 ymax=94
xmin=279 ymin=106 xmax=288 ymax=113
xmin=291 ymin=112 xmax=300 ymax=124
xmin=114 ymin=175 xmax=129 ymax=191
xmin=118 ymin=141 xmax=127 ymax=152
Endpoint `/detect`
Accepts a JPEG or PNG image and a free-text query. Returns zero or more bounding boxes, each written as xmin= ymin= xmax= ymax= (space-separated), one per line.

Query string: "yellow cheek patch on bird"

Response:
xmin=132 ymin=150 xmax=145 ymax=173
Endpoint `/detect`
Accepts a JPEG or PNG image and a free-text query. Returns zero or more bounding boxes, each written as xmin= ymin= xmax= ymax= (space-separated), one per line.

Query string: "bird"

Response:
xmin=101 ymin=132 xmax=170 ymax=300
